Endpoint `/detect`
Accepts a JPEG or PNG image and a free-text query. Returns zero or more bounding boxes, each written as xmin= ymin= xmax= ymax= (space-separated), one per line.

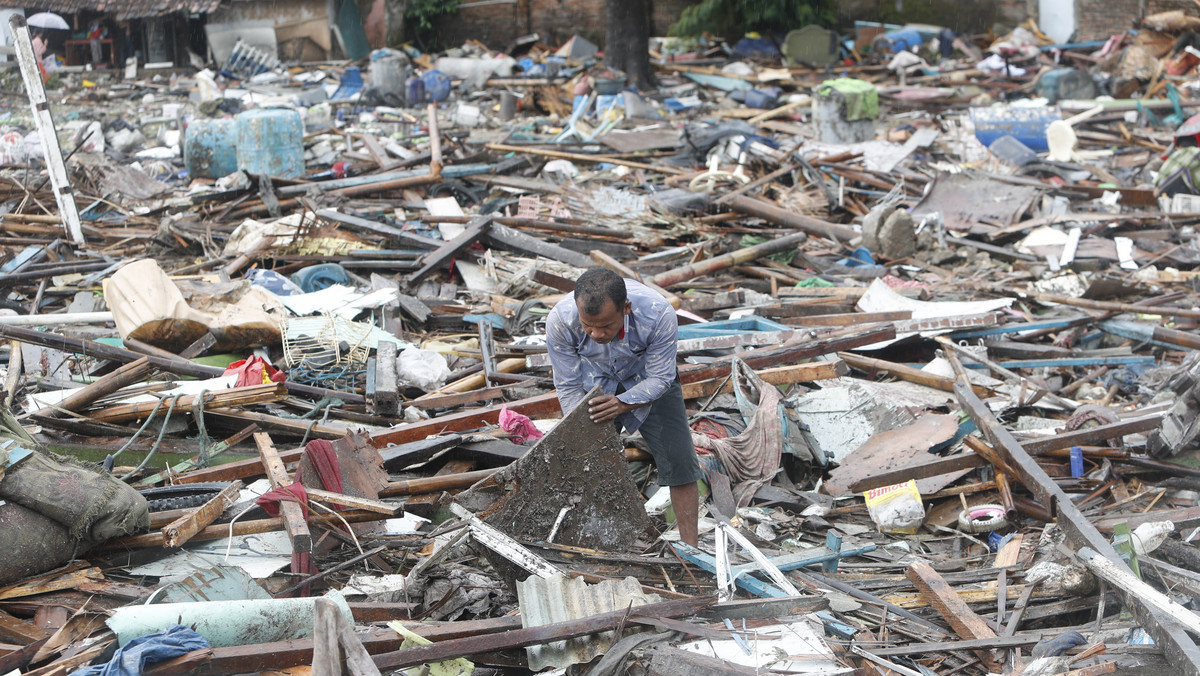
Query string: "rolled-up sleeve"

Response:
xmin=546 ymin=309 xmax=588 ymax=415
xmin=615 ymin=308 xmax=677 ymax=407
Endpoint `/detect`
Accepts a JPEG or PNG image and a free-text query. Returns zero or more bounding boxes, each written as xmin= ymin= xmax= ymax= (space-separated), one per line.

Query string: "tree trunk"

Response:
xmin=605 ymin=0 xmax=654 ymax=90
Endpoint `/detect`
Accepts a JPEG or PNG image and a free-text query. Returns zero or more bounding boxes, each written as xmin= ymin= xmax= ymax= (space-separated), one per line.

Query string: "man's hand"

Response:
xmin=588 ymin=394 xmax=636 ymax=423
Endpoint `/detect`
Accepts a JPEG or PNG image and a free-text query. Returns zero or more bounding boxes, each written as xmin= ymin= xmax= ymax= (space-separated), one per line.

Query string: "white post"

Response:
xmin=8 ymin=14 xmax=85 ymax=247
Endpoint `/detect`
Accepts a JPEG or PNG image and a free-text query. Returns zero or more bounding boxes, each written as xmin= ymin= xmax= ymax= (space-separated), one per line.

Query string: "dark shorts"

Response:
xmin=618 ymin=376 xmax=703 ymax=487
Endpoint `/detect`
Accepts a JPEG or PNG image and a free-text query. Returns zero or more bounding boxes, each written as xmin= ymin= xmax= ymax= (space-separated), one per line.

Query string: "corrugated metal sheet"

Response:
xmin=0 ymin=0 xmax=222 ymax=20
xmin=517 ymin=574 xmax=662 ymax=671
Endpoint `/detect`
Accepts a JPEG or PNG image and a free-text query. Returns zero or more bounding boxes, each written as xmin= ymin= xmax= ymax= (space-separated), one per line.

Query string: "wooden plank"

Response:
xmin=255 ymin=432 xmax=312 ymax=553
xmin=781 ymin=310 xmax=912 ymax=327
xmin=681 ymin=360 xmax=846 ymax=400
xmin=1021 ymin=415 xmax=1163 ymax=454
xmin=905 ymin=560 xmax=999 ymax=670
xmin=161 ymin=481 xmax=243 ymax=548
xmin=304 ymin=488 xmax=402 ymax=515
xmin=777 ymin=286 xmax=925 ymax=299
xmin=369 ymin=392 xmax=561 ymax=448
xmin=202 ymin=410 xmax=346 ymax=443
xmin=404 ymin=386 xmax=508 ymax=410
xmin=406 ymin=216 xmax=492 ymax=286
xmin=371 ymin=340 xmax=399 ymax=416
xmin=371 ymin=596 xmax=715 ymax=671
xmin=0 ymin=609 xmax=48 ymax=644
xmin=403 ymin=459 xmax=475 ymax=518
xmin=361 ymin=134 xmax=400 ymax=171
xmin=378 ymin=434 xmax=463 ymax=470
xmin=846 ymin=452 xmax=985 ymax=493
xmin=677 ymin=327 xmax=894 ymax=384
xmin=105 ymin=510 xmax=388 ymax=550
xmin=394 ymin=293 xmax=432 ymax=323
xmin=840 ymin=351 xmax=991 ymax=396
xmin=87 ymin=383 xmax=286 ymax=424
xmin=311 ymin=598 xmax=342 ymax=676
xmin=0 ymin=565 xmax=102 ymax=601
xmin=483 ymin=222 xmax=594 ymax=268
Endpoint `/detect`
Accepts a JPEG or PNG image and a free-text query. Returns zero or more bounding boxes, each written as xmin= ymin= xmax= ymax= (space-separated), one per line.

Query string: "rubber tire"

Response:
xmin=138 ymin=482 xmax=233 ymax=513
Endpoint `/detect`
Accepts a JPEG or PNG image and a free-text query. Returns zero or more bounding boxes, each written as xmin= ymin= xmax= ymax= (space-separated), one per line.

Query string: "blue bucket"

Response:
xmin=971 ymin=106 xmax=1061 ymax=153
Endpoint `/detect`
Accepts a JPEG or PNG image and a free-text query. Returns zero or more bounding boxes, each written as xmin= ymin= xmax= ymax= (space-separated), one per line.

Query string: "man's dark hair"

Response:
xmin=575 ymin=268 xmax=626 ymax=315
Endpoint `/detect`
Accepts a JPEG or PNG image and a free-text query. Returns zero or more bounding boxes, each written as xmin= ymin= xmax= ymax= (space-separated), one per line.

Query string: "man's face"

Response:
xmin=578 ymin=299 xmax=630 ymax=345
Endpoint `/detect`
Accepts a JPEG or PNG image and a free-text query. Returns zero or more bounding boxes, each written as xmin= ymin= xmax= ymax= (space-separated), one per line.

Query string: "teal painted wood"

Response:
xmin=184 ymin=117 xmax=238 ymax=179
xmin=235 ymin=108 xmax=304 ymax=179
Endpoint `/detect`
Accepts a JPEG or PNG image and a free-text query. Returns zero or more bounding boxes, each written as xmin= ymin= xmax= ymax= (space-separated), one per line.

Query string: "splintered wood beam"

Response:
xmin=677 ymin=326 xmax=893 ymax=384
xmin=304 ymin=487 xmax=402 ymax=515
xmin=847 ymin=453 xmax=986 ymax=493
xmin=681 ymin=360 xmax=846 ymax=400
xmin=161 ymin=481 xmax=243 ymax=548
xmin=369 ymin=391 xmax=561 ymax=448
xmin=906 ymin=560 xmax=1000 ymax=671
xmin=254 ymin=432 xmax=312 ymax=554
xmin=406 ymin=216 xmax=492 ymax=286
xmin=87 ymin=383 xmax=286 ymax=424
xmin=0 ymin=609 xmax=48 ymax=644
xmin=839 ymin=351 xmax=991 ymax=396
xmin=33 ymin=357 xmax=154 ymax=418
xmin=105 ymin=511 xmax=387 ymax=550
xmin=371 ymin=595 xmax=716 ymax=671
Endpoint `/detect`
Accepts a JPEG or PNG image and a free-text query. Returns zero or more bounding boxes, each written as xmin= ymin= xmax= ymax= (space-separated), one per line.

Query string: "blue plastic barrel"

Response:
xmin=235 ymin=108 xmax=305 ymax=178
xmin=183 ymin=118 xmax=238 ymax=179
xmin=421 ymin=70 xmax=452 ymax=102
xmin=971 ymin=106 xmax=1062 ymax=153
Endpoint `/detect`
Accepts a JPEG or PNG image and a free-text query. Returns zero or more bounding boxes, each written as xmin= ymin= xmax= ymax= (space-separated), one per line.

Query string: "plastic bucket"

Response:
xmin=235 ymin=108 xmax=304 ymax=178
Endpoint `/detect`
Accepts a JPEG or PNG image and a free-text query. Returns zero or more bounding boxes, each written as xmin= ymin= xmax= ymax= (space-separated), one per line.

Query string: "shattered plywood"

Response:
xmin=822 ymin=414 xmax=967 ymax=497
xmin=455 ymin=385 xmax=651 ymax=551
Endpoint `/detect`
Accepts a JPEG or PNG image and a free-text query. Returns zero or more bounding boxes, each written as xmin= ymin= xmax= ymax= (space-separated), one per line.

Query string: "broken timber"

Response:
xmin=254 ymin=432 xmax=312 ymax=553
xmin=952 ymin=370 xmax=1200 ymax=675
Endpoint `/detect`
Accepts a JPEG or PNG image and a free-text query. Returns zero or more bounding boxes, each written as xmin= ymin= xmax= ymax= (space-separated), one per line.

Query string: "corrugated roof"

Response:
xmin=0 ymin=0 xmax=223 ymax=20
xmin=516 ymin=574 xmax=662 ymax=671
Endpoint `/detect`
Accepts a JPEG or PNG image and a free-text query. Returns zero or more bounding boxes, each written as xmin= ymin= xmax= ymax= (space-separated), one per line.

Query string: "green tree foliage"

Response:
xmin=669 ymin=0 xmax=835 ymax=40
xmin=405 ymin=0 xmax=459 ymax=48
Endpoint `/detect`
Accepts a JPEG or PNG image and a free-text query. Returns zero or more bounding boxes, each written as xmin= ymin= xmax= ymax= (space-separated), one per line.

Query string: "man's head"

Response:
xmin=574 ymin=268 xmax=629 ymax=344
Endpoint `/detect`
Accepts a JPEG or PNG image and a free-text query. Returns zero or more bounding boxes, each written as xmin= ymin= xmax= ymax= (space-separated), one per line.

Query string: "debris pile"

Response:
xmin=1 ymin=7 xmax=1200 ymax=676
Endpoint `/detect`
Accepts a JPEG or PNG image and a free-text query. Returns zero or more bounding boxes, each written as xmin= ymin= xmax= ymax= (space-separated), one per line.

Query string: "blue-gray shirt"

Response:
xmin=545 ymin=279 xmax=678 ymax=432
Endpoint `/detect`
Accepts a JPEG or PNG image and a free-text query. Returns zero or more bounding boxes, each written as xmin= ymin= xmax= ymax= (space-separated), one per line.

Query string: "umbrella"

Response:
xmin=26 ymin=12 xmax=69 ymax=31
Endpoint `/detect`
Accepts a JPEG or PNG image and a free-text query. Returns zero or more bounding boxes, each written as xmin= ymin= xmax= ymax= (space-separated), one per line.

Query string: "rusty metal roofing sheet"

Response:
xmin=0 ymin=0 xmax=222 ymax=19
xmin=516 ymin=574 xmax=662 ymax=671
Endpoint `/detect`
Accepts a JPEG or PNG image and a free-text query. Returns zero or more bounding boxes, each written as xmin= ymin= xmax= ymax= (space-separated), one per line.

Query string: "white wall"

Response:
xmin=1039 ymin=0 xmax=1076 ymax=43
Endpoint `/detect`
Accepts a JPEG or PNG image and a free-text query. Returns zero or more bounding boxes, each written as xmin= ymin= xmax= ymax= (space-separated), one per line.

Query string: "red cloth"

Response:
xmin=254 ymin=482 xmax=309 ymax=518
xmin=304 ymin=438 xmax=344 ymax=495
xmin=223 ymin=355 xmax=286 ymax=388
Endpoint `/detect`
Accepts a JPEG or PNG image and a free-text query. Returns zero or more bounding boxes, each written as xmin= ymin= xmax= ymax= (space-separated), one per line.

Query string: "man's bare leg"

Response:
xmin=671 ymin=481 xmax=699 ymax=546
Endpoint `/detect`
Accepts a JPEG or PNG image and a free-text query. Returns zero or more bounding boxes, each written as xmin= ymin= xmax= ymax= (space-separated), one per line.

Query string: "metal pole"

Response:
xmin=8 ymin=14 xmax=85 ymax=246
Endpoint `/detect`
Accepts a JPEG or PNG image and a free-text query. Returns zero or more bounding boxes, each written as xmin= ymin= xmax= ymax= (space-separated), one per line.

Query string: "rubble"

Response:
xmin=2 ymin=2 xmax=1200 ymax=675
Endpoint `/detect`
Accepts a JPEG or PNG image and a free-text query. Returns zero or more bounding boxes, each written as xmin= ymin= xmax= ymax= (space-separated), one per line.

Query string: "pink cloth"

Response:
xmin=499 ymin=406 xmax=543 ymax=443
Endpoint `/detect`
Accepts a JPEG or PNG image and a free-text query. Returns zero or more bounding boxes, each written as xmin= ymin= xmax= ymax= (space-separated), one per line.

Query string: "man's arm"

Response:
xmin=545 ymin=310 xmax=588 ymax=415
xmin=614 ymin=307 xmax=677 ymax=407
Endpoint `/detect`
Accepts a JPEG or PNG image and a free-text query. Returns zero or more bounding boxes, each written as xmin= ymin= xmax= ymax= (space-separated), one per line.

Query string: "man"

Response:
xmin=546 ymin=268 xmax=701 ymax=546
